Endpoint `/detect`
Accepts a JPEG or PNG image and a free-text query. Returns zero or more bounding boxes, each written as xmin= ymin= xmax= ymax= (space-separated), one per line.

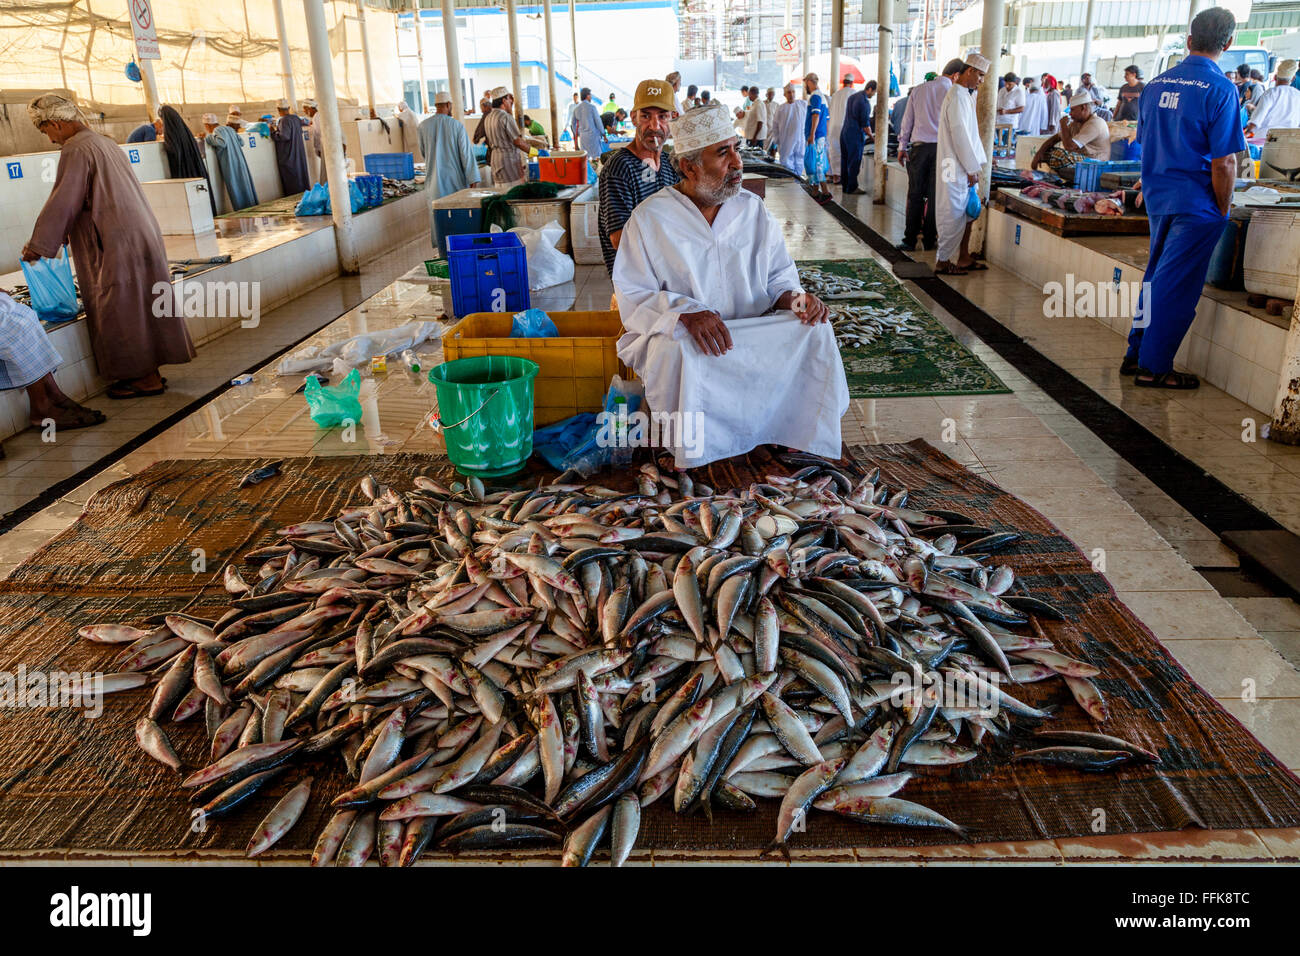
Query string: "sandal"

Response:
xmin=1134 ymin=370 xmax=1200 ymax=390
xmin=32 ymin=405 xmax=106 ymax=430
xmin=962 ymin=261 xmax=989 ymax=271
xmin=1119 ymin=356 xmax=1141 ymax=375
xmin=107 ymin=380 xmax=166 ymax=399
xmin=936 ymin=263 xmax=969 ymax=275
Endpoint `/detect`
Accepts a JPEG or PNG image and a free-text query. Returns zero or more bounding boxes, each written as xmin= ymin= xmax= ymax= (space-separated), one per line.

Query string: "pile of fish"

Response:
xmin=798 ymin=267 xmax=924 ymax=351
xmin=1018 ymin=183 xmax=1130 ymax=216
xmin=75 ymin=453 xmax=1159 ymax=865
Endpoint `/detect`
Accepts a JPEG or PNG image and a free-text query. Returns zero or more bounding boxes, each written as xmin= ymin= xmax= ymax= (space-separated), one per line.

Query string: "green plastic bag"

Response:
xmin=304 ymin=367 xmax=362 ymax=427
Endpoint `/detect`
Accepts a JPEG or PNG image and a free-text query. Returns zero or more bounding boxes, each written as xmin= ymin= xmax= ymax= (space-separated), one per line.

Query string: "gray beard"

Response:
xmin=697 ymin=177 xmax=742 ymax=206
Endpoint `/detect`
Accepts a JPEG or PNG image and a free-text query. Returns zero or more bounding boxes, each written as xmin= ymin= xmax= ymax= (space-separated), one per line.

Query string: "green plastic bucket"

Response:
xmin=428 ymin=355 xmax=539 ymax=477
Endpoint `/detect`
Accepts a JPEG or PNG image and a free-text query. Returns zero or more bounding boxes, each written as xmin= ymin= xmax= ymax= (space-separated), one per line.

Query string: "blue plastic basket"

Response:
xmin=434 ymin=207 xmax=485 ymax=258
xmin=1074 ymin=159 xmax=1142 ymax=192
xmin=363 ymin=152 xmax=415 ymax=180
xmin=446 ymin=232 xmax=530 ymax=318
xmin=354 ymin=174 xmax=383 ymax=208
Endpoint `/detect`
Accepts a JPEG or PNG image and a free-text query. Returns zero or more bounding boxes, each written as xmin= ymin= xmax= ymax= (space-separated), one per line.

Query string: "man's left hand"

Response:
xmin=20 ymin=244 xmax=40 ymax=263
xmin=779 ymin=290 xmax=829 ymax=325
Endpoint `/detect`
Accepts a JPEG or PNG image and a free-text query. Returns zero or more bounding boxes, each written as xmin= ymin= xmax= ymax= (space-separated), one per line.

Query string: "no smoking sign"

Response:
xmin=776 ymin=30 xmax=800 ymax=64
xmin=127 ymin=0 xmax=160 ymax=59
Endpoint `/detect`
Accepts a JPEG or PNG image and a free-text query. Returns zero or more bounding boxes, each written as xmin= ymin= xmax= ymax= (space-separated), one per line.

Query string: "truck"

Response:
xmin=1095 ymin=45 xmax=1273 ymax=91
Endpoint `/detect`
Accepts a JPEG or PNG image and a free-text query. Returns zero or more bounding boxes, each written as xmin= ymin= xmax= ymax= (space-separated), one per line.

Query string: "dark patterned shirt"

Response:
xmin=597 ymin=146 xmax=680 ymax=275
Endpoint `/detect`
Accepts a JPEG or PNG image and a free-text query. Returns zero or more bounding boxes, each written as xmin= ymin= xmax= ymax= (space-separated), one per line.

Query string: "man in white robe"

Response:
xmin=1020 ymin=80 xmax=1048 ymax=134
xmin=827 ymin=76 xmax=856 ymax=182
xmin=613 ymin=104 xmax=849 ymax=468
xmin=936 ymin=55 xmax=989 ymax=274
xmin=768 ymin=84 xmax=807 ymax=175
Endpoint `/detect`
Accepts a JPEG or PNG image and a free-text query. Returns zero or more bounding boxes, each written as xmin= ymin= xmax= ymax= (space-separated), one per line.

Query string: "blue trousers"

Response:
xmin=1125 ymin=213 xmax=1228 ymax=375
xmin=840 ymin=131 xmax=865 ymax=190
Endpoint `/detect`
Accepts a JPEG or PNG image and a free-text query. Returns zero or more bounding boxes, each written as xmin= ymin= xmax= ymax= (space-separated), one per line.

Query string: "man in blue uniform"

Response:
xmin=838 ymin=83 xmax=874 ymax=194
xmin=803 ymin=72 xmax=831 ymax=203
xmin=1122 ymin=7 xmax=1244 ymax=390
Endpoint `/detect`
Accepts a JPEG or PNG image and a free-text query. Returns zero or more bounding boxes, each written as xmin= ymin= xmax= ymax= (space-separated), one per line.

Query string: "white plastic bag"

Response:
xmin=510 ymin=219 xmax=575 ymax=291
xmin=277 ymin=320 xmax=443 ymax=375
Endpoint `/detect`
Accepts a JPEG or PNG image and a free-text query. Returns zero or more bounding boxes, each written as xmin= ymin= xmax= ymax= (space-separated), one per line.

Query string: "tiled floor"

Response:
xmin=0 ymin=232 xmax=439 ymax=526
xmin=838 ymin=181 xmax=1300 ymax=664
xmin=2 ymin=178 xmax=1297 ymax=863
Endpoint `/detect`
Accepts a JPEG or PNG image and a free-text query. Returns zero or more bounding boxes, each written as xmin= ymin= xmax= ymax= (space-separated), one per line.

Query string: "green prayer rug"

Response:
xmin=797 ymin=258 xmax=1011 ymax=399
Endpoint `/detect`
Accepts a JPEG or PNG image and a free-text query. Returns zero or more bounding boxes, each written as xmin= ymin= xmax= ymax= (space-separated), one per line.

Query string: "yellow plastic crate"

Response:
xmin=442 ymin=310 xmax=628 ymax=425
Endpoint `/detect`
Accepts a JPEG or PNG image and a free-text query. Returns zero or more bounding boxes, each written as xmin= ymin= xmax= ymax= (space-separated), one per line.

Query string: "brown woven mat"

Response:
xmin=0 ymin=444 xmax=1297 ymax=860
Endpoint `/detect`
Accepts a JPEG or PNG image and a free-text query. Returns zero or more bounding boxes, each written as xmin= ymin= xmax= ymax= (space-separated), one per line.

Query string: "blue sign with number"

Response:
xmin=1113 ymin=267 xmax=1122 ymax=287
xmin=248 ymin=135 xmax=256 ymax=148
xmin=1014 ymin=223 xmax=1021 ymax=246
xmin=6 ymin=162 xmax=21 ymax=179
xmin=128 ymin=149 xmax=140 ymax=164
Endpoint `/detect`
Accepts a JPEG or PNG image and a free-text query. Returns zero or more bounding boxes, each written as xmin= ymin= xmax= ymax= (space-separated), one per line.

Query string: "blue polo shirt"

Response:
xmin=805 ymin=91 xmax=829 ymax=139
xmin=1137 ymin=54 xmax=1245 ymax=220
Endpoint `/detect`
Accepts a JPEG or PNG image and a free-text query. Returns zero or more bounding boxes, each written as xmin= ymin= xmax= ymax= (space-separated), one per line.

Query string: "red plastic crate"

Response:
xmin=537 ymin=151 xmax=588 ymax=185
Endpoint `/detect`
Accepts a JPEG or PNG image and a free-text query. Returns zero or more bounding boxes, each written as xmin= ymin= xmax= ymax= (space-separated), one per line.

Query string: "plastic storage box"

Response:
xmin=441 ymin=310 xmax=626 ymax=425
xmin=445 ymin=232 xmax=530 ymax=318
xmin=537 ymin=150 xmax=589 ymax=185
xmin=363 ymin=152 xmax=416 ymax=180
xmin=354 ymin=174 xmax=384 ymax=208
xmin=1073 ymin=159 xmax=1141 ymax=192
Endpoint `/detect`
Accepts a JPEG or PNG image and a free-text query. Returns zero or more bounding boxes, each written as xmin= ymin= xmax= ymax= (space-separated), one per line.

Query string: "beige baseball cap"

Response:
xmin=633 ymin=79 xmax=676 ymax=113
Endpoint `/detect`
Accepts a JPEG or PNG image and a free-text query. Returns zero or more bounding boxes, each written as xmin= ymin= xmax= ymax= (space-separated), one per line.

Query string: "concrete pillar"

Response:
xmin=543 ymin=0 xmax=560 ymax=145
xmin=831 ymin=0 xmax=843 ymax=94
xmin=569 ymin=0 xmax=580 ymax=88
xmin=139 ymin=58 xmax=162 ymax=121
xmin=873 ymin=0 xmax=892 ymax=202
xmin=441 ymin=0 xmax=464 ymax=119
xmin=356 ymin=1 xmax=378 ymax=115
xmin=1269 ymin=276 xmax=1300 ymax=445
xmin=506 ymin=0 xmax=525 ymax=124
xmin=273 ymin=0 xmax=297 ymax=107
xmin=802 ymin=0 xmax=811 ymax=77
xmin=414 ymin=6 xmax=429 ymax=113
xmin=969 ymin=0 xmax=1004 ymax=253
xmin=303 ymin=0 xmax=360 ymax=273
xmin=1081 ymin=0 xmax=1096 ymax=78
xmin=1014 ymin=0 xmax=1027 ymax=78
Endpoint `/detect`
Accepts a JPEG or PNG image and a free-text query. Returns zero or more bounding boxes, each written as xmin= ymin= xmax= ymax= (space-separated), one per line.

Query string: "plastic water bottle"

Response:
xmin=611 ymin=396 xmax=632 ymax=467
xmin=401 ymin=349 xmax=420 ymax=372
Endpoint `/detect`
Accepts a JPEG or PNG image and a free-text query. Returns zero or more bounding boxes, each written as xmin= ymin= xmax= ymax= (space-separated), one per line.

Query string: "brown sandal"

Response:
xmin=936 ymin=262 xmax=969 ymax=275
xmin=1134 ymin=370 xmax=1199 ymax=390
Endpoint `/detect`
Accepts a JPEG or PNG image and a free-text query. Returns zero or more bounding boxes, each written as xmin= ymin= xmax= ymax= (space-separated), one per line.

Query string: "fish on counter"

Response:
xmin=73 ymin=453 xmax=1155 ymax=865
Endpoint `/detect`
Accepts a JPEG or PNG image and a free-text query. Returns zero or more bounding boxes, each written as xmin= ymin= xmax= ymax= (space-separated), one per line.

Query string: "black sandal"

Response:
xmin=1120 ymin=356 xmax=1141 ymax=375
xmin=107 ymin=380 xmax=166 ymax=399
xmin=1134 ymin=370 xmax=1199 ymax=390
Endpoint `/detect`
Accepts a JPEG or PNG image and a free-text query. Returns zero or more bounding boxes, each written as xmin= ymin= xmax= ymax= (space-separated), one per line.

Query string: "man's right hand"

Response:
xmin=898 ymin=149 xmax=908 ymax=166
xmin=680 ymin=310 xmax=733 ymax=357
xmin=967 ymin=172 xmax=979 ymax=186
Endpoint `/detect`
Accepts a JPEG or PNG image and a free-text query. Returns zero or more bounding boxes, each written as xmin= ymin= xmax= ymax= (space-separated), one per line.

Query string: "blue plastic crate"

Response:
xmin=528 ymin=160 xmax=539 ymax=181
xmin=434 ymin=206 xmax=485 ymax=258
xmin=446 ymin=232 xmax=530 ymax=318
xmin=363 ymin=152 xmax=415 ymax=180
xmin=1074 ymin=159 xmax=1142 ymax=192
xmin=355 ymin=173 xmax=383 ymax=208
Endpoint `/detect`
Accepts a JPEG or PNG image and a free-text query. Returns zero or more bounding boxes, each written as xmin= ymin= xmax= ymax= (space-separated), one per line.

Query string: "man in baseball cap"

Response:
xmin=595 ymin=79 xmax=682 ymax=276
xmin=608 ymin=103 xmax=848 ymax=468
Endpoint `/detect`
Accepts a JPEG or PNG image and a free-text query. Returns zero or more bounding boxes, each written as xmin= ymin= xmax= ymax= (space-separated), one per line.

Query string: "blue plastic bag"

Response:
xmin=348 ymin=179 xmax=365 ymax=213
xmin=535 ymin=377 xmax=644 ymax=475
xmin=295 ymin=183 xmax=330 ymax=216
xmin=303 ymin=368 xmax=362 ymax=427
xmin=511 ymin=308 xmax=558 ymax=338
xmin=20 ymin=245 xmax=78 ymax=321
xmin=965 ymin=185 xmax=982 ymax=219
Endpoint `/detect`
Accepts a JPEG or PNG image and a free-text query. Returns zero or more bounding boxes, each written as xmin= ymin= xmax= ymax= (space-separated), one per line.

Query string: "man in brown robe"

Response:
xmin=22 ymin=94 xmax=194 ymax=399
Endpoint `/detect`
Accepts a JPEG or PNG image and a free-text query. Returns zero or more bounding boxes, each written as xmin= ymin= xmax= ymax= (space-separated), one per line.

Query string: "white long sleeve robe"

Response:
xmin=827 ymin=86 xmax=855 ymax=173
xmin=770 ymin=100 xmax=808 ymax=175
xmin=612 ymin=187 xmax=849 ymax=468
xmin=935 ymin=84 xmax=986 ymax=263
